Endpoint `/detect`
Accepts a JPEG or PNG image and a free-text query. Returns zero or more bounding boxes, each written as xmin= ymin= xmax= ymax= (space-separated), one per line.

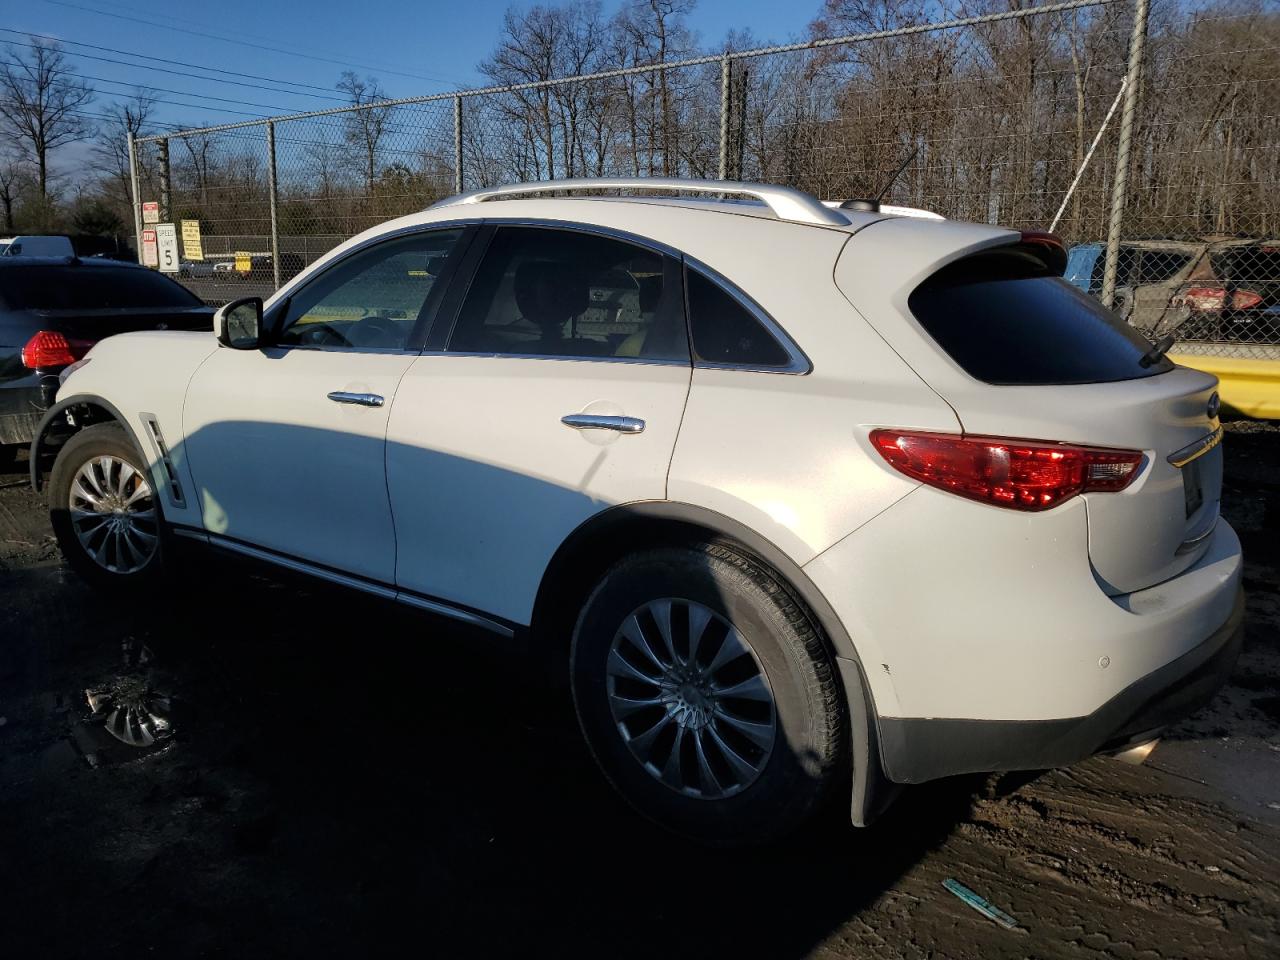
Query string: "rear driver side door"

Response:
xmin=386 ymin=224 xmax=693 ymax=625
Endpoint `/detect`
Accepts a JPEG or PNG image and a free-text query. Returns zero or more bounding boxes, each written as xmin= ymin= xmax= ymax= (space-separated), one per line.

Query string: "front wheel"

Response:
xmin=570 ymin=543 xmax=846 ymax=845
xmin=48 ymin=423 xmax=166 ymax=589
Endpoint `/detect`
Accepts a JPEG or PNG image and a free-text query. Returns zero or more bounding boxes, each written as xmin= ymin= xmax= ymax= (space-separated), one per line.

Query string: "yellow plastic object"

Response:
xmin=1169 ymin=353 xmax=1280 ymax=420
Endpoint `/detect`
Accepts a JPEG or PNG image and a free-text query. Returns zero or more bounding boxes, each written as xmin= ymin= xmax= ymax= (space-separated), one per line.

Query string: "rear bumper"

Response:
xmin=0 ymin=382 xmax=51 ymax=445
xmin=877 ymin=586 xmax=1244 ymax=783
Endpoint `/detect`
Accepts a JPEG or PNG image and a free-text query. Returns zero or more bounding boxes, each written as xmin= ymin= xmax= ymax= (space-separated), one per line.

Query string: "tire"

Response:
xmin=570 ymin=543 xmax=846 ymax=845
xmin=48 ymin=422 xmax=167 ymax=590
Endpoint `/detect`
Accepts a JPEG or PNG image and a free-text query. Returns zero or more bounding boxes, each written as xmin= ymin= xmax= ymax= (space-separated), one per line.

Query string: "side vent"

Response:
xmin=140 ymin=413 xmax=185 ymax=508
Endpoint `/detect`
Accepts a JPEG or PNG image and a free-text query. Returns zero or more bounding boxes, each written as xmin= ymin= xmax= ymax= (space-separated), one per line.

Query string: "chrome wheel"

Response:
xmin=68 ymin=455 xmax=157 ymax=574
xmin=606 ymin=598 xmax=776 ymax=799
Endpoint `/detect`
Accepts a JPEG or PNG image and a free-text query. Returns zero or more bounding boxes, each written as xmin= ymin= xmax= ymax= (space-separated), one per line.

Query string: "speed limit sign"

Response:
xmin=155 ymin=223 xmax=180 ymax=273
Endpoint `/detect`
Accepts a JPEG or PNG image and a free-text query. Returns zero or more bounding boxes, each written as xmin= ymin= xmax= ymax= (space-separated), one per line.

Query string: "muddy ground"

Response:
xmin=1 ymin=425 xmax=1277 ymax=959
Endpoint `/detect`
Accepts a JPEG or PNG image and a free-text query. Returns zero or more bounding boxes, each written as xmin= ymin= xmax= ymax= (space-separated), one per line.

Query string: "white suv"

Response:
xmin=32 ymin=178 xmax=1243 ymax=843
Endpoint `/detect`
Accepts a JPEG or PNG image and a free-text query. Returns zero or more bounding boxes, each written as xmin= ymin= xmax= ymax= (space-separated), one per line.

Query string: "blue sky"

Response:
xmin=5 ymin=0 xmax=817 ymax=134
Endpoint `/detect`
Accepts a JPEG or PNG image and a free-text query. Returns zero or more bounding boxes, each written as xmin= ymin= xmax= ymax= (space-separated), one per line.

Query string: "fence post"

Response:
xmin=718 ymin=53 xmax=731 ymax=180
xmin=454 ymin=95 xmax=464 ymax=194
xmin=266 ymin=120 xmax=281 ymax=290
xmin=1100 ymin=0 xmax=1150 ymax=309
xmin=127 ymin=133 xmax=143 ymax=265
xmin=157 ymin=138 xmax=171 ymax=222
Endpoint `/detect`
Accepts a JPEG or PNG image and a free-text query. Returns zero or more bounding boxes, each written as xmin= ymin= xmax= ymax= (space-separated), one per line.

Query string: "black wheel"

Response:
xmin=570 ymin=543 xmax=846 ymax=845
xmin=48 ymin=423 xmax=166 ymax=589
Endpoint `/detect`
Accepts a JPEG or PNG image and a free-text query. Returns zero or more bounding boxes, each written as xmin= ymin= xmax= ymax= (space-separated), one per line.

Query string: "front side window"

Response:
xmin=448 ymin=227 xmax=687 ymax=362
xmin=277 ymin=229 xmax=463 ymax=350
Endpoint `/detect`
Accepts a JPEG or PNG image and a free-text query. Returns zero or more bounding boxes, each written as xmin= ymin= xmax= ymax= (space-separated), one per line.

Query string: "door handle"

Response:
xmin=561 ymin=414 xmax=645 ymax=434
xmin=327 ymin=391 xmax=385 ymax=408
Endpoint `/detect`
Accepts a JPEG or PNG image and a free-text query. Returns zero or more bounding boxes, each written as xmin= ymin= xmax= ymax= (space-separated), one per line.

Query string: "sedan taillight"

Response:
xmin=870 ymin=430 xmax=1143 ymax=512
xmin=20 ymin=331 xmax=94 ymax=369
xmin=1182 ymin=286 xmax=1264 ymax=312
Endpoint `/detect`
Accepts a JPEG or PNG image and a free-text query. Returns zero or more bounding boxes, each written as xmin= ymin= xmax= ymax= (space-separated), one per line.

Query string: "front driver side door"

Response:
xmin=182 ymin=227 xmax=468 ymax=583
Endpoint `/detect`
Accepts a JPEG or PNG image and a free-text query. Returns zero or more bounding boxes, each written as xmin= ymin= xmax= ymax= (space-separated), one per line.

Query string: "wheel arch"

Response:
xmin=532 ymin=500 xmax=896 ymax=825
xmin=29 ymin=393 xmax=143 ymax=493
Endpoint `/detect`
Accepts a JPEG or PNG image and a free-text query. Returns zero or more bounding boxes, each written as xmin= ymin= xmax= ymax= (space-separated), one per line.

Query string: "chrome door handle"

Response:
xmin=561 ymin=414 xmax=645 ymax=434
xmin=327 ymin=391 xmax=385 ymax=408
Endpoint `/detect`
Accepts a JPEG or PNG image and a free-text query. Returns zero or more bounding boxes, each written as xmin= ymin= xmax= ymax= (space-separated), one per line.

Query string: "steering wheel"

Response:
xmin=347 ymin=315 xmax=401 ymax=347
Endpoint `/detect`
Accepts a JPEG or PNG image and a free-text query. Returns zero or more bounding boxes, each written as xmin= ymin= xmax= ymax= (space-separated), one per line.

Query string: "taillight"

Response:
xmin=1230 ymin=288 xmax=1263 ymax=310
xmin=870 ymin=430 xmax=1143 ymax=512
xmin=1182 ymin=287 xmax=1265 ymax=312
xmin=20 ymin=331 xmax=94 ymax=369
xmin=1183 ymin=286 xmax=1226 ymax=311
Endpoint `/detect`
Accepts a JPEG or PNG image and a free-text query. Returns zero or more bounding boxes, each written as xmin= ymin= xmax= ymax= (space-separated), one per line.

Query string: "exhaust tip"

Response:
xmin=1110 ymin=737 xmax=1160 ymax=765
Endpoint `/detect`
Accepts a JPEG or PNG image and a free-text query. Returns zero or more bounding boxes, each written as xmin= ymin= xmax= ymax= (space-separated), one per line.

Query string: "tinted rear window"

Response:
xmin=908 ymin=251 xmax=1172 ymax=385
xmin=0 ymin=266 xmax=203 ymax=310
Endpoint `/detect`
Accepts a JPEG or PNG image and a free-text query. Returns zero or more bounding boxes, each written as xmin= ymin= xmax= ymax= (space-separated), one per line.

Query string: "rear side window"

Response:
xmin=686 ymin=268 xmax=793 ymax=369
xmin=0 ymin=266 xmax=203 ymax=310
xmin=908 ymin=251 xmax=1172 ymax=385
xmin=1137 ymin=250 xmax=1192 ymax=285
xmin=449 ymin=227 xmax=687 ymax=362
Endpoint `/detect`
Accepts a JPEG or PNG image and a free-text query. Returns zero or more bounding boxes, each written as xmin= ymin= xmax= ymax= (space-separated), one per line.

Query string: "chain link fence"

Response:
xmin=130 ymin=0 xmax=1278 ymax=359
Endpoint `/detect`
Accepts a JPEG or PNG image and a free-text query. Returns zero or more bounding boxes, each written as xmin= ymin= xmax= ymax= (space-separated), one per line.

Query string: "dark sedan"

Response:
xmin=0 ymin=258 xmax=213 ymax=462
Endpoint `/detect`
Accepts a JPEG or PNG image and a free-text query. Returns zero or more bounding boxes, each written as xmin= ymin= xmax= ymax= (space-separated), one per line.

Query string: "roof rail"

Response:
xmin=433 ymin=177 xmax=849 ymax=227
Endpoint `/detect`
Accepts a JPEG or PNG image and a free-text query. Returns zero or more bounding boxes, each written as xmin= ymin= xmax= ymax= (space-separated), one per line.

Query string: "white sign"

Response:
xmin=155 ymin=223 xmax=180 ymax=273
xmin=141 ymin=229 xmax=158 ymax=267
xmin=142 ymin=201 xmax=159 ymax=224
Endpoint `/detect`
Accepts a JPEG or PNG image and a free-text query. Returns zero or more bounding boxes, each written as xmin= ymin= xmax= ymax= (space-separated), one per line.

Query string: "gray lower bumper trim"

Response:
xmin=877 ymin=588 xmax=1245 ymax=784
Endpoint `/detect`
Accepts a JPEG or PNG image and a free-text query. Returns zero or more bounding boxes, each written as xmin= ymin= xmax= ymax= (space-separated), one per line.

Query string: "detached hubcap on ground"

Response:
xmin=69 ymin=456 xmax=157 ymax=574
xmin=606 ymin=598 xmax=776 ymax=799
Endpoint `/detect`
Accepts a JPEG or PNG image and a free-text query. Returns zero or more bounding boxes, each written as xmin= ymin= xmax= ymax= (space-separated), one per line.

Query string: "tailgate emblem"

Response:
xmin=1206 ymin=392 xmax=1220 ymax=420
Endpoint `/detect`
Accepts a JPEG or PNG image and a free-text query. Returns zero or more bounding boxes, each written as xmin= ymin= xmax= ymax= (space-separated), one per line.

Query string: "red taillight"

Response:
xmin=870 ymin=430 xmax=1143 ymax=512
xmin=20 ymin=331 xmax=94 ymax=369
xmin=1182 ymin=286 xmax=1264 ymax=312
xmin=1183 ymin=286 xmax=1226 ymax=311
xmin=1230 ymin=288 xmax=1263 ymax=310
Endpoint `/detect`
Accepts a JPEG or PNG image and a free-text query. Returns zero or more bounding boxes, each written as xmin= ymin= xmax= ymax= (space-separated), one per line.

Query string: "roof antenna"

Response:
xmin=841 ymin=148 xmax=919 ymax=213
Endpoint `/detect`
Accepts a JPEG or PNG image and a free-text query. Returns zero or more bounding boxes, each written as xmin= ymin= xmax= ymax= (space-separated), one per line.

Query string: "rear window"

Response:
xmin=0 ymin=266 xmax=203 ymax=310
xmin=908 ymin=251 xmax=1172 ymax=385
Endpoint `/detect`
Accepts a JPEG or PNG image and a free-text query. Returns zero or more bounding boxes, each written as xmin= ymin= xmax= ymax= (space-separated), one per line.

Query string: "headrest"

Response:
xmin=514 ymin=260 xmax=589 ymax=330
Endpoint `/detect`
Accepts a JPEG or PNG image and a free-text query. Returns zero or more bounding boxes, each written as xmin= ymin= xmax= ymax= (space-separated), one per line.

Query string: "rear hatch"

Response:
xmin=905 ymin=241 xmax=1223 ymax=595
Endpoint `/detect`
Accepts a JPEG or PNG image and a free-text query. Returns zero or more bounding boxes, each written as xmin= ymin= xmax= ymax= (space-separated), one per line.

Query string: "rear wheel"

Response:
xmin=48 ymin=423 xmax=165 ymax=589
xmin=570 ymin=543 xmax=846 ymax=845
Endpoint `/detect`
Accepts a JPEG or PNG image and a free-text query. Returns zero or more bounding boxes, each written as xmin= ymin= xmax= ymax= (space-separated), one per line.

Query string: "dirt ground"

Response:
xmin=1 ymin=424 xmax=1277 ymax=959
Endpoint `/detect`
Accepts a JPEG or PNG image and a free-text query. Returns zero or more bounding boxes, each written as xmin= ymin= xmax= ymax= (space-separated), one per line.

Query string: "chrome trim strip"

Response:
xmin=684 ymin=257 xmax=812 ymax=375
xmin=395 ymin=593 xmax=516 ymax=639
xmin=476 ymin=217 xmax=681 ymax=260
xmin=139 ymin=412 xmax=185 ymax=508
xmin=561 ymin=414 xmax=645 ymax=434
xmin=1167 ymin=425 xmax=1223 ymax=468
xmin=196 ymin=532 xmax=517 ymax=639
xmin=435 ymin=177 xmax=850 ymax=227
xmin=1176 ymin=516 xmax=1219 ymax=556
xmin=170 ymin=526 xmax=208 ymax=543
xmin=438 ymin=351 xmax=688 ymax=368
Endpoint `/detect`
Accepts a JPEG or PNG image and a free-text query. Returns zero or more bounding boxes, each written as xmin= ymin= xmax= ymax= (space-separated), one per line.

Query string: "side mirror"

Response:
xmin=215 ymin=297 xmax=263 ymax=349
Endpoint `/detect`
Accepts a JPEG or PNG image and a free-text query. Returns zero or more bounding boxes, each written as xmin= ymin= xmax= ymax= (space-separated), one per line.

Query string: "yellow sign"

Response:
xmin=234 ymin=251 xmax=252 ymax=273
xmin=180 ymin=220 xmax=203 ymax=261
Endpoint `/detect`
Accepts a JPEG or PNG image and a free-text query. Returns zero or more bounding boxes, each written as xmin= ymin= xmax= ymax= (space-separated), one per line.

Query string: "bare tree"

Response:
xmin=0 ymin=153 xmax=27 ymax=230
xmin=337 ymin=71 xmax=395 ymax=190
xmin=0 ymin=39 xmax=94 ymax=198
xmin=93 ymin=88 xmax=156 ymax=211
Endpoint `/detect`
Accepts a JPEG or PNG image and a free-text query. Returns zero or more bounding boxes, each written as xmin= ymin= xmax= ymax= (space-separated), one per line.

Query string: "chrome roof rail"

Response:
xmin=432 ymin=177 xmax=849 ymax=227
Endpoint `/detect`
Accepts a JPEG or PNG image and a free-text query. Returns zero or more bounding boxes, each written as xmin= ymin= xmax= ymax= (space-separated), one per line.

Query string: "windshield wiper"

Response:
xmin=1139 ymin=333 xmax=1176 ymax=368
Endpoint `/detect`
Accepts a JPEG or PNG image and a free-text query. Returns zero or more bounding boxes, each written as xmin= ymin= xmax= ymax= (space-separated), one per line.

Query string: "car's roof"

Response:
xmin=0 ymin=256 xmax=144 ymax=269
